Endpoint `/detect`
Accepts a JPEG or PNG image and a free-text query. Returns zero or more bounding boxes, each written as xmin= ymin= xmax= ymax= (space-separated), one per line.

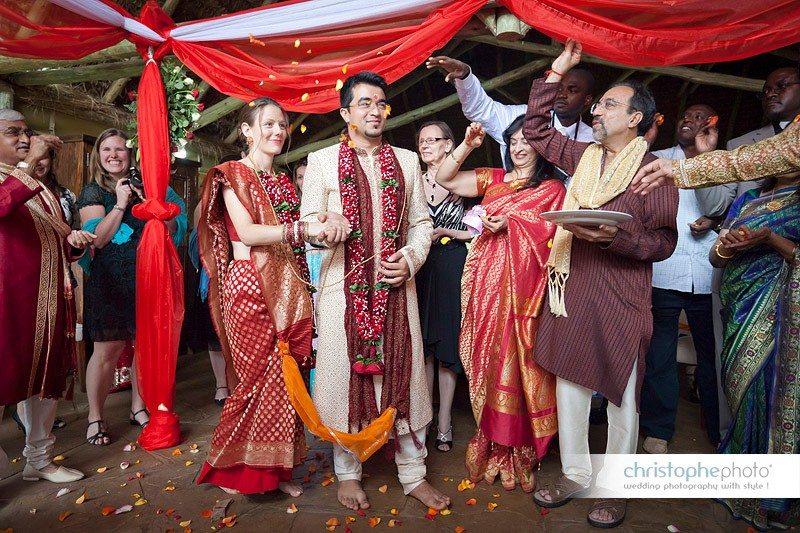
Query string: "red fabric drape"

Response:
xmin=499 ymin=0 xmax=800 ymax=66
xmin=171 ymin=0 xmax=486 ymax=112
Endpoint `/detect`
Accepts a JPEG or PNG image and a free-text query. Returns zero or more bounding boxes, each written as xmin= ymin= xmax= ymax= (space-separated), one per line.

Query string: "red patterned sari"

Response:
xmin=196 ymin=162 xmax=313 ymax=494
xmin=461 ymin=169 xmax=563 ymax=492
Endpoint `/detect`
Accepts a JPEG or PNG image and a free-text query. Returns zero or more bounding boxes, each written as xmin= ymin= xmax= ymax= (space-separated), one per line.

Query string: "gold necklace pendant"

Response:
xmin=766 ymin=200 xmax=783 ymax=212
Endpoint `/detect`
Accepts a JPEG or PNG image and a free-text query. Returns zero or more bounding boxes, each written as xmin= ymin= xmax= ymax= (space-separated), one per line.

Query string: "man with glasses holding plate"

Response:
xmin=522 ymin=41 xmax=678 ymax=528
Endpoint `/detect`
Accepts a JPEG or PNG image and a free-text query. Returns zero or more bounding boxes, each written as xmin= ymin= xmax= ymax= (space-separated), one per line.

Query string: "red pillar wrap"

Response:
xmin=132 ymin=56 xmax=184 ymax=450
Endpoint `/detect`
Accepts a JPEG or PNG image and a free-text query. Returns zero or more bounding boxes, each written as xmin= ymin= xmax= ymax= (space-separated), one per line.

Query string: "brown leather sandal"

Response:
xmin=533 ymin=475 xmax=587 ymax=508
xmin=586 ymin=498 xmax=627 ymax=529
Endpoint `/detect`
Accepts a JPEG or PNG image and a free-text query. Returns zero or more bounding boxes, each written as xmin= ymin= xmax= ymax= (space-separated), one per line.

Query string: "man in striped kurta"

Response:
xmin=522 ymin=41 xmax=678 ymax=528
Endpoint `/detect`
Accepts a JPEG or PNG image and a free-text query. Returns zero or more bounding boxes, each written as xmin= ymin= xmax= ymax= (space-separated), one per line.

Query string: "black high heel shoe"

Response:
xmin=129 ymin=409 xmax=149 ymax=428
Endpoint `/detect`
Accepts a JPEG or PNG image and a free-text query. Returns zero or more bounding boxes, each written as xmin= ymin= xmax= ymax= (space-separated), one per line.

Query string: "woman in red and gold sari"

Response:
xmin=436 ymin=116 xmax=564 ymax=492
xmin=197 ymin=98 xmax=350 ymax=495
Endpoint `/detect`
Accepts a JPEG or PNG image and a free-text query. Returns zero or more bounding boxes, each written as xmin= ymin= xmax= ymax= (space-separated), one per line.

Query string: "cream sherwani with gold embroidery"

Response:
xmin=301 ymin=143 xmax=433 ymax=435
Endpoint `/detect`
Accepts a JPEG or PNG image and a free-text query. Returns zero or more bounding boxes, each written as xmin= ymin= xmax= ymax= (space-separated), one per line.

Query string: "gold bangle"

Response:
xmin=449 ymin=151 xmax=462 ymax=165
xmin=715 ymin=242 xmax=735 ymax=259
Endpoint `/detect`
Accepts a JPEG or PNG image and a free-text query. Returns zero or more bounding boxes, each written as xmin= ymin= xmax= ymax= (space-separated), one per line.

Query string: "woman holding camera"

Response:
xmin=77 ymin=128 xmax=187 ymax=446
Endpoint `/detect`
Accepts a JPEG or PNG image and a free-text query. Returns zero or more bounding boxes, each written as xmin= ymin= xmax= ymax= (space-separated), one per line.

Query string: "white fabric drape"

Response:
xmin=52 ymin=0 xmax=450 ymax=44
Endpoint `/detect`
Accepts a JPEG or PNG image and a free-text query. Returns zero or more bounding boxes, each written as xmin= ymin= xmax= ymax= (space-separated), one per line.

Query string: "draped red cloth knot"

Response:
xmin=132 ymin=198 xmax=181 ymax=221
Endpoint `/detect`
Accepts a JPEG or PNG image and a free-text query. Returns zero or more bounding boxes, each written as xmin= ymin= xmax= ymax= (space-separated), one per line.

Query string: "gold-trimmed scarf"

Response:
xmin=547 ymin=137 xmax=647 ymax=316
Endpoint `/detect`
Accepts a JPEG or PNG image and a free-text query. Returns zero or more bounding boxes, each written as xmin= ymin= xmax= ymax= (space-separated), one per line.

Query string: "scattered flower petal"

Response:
xmin=180 ymin=520 xmax=192 ymax=527
xmin=222 ymin=515 xmax=237 ymax=528
xmin=53 ymin=455 xmax=65 ymax=462
xmin=335 ymin=79 xmax=344 ymax=92
xmin=135 ymin=472 xmax=144 ymax=479
xmin=58 ymin=511 xmax=72 ymax=522
xmin=120 ymin=461 xmax=130 ymax=470
xmin=300 ymin=124 xmax=307 ymax=134
xmin=75 ymin=491 xmax=87 ymax=504
xmin=389 ymin=508 xmax=399 ymax=516
xmin=457 ymin=479 xmax=475 ymax=492
xmin=56 ymin=488 xmax=71 ymax=498
xmin=268 ymin=74 xmax=277 ymax=80
xmin=455 ymin=527 xmax=466 ymax=533
xmin=306 ymin=49 xmax=312 ymax=54
xmin=134 ymin=498 xmax=148 ymax=506
xmin=487 ymin=502 xmax=498 ymax=511
xmin=123 ymin=443 xmax=137 ymax=452
xmin=667 ymin=527 xmax=681 ymax=533
xmin=202 ymin=510 xmax=213 ymax=519
xmin=294 ymin=39 xmax=301 ymax=48
xmin=465 ymin=498 xmax=477 ymax=506
xmin=356 ymin=510 xmax=367 ymax=517
xmin=96 ymin=466 xmax=108 ymax=473
xmin=539 ymin=508 xmax=550 ymax=516
xmin=189 ymin=448 xmax=200 ymax=454
xmin=291 ymin=61 xmax=299 ymax=66
xmin=115 ymin=505 xmax=133 ymax=515
xmin=345 ymin=516 xmax=356 ymax=523
xmin=440 ymin=509 xmax=452 ymax=516
xmin=101 ymin=506 xmax=116 ymax=516
xmin=387 ymin=519 xmax=400 ymax=528
xmin=185 ymin=461 xmax=194 ymax=467
xmin=248 ymin=35 xmax=265 ymax=47
xmin=164 ymin=484 xmax=176 ymax=492
xmin=378 ymin=484 xmax=388 ymax=493
xmin=28 ymin=509 xmax=36 ymax=515
xmin=190 ymin=443 xmax=199 ymax=450
xmin=286 ymin=504 xmax=298 ymax=514
xmin=301 ymin=93 xmax=310 ymax=102
xmin=342 ymin=64 xmax=348 ymax=74
xmin=10 ymin=458 xmax=19 ymax=464
xmin=326 ymin=518 xmax=340 ymax=527
xmin=172 ymin=448 xmax=183 ymax=456
xmin=165 ymin=508 xmax=175 ymax=516
xmin=321 ymin=478 xmax=334 ymax=487
xmin=368 ymin=517 xmax=381 ymax=527
xmin=326 ymin=528 xmax=336 ymax=532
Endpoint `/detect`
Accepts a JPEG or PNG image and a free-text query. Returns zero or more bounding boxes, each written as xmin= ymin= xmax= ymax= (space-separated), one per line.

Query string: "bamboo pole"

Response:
xmin=195 ymin=98 xmax=246 ymax=129
xmin=468 ymin=36 xmax=766 ymax=92
xmin=0 ymin=41 xmax=138 ymax=75
xmin=283 ymin=58 xmax=549 ymax=164
xmin=9 ymin=60 xmax=145 ymax=86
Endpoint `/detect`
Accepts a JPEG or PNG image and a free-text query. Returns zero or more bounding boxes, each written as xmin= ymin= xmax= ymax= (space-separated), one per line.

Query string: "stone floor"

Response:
xmin=0 ymin=352 xmax=751 ymax=533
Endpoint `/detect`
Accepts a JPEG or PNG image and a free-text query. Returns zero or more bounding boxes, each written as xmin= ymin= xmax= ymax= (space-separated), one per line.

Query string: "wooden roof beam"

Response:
xmin=468 ymin=36 xmax=766 ymax=92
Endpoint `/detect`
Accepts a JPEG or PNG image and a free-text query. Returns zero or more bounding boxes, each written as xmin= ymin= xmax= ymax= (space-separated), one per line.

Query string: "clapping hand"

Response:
xmin=465 ymin=122 xmax=486 ymax=149
xmin=425 ymin=56 xmax=469 ymax=83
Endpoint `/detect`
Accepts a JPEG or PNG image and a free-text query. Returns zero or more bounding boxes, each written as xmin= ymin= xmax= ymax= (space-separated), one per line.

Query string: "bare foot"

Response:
xmin=220 ymin=486 xmax=240 ymax=494
xmin=589 ymin=508 xmax=613 ymax=522
xmin=408 ymin=480 xmax=450 ymax=510
xmin=337 ymin=479 xmax=370 ymax=511
xmin=279 ymin=481 xmax=303 ymax=497
xmin=536 ymin=488 xmax=554 ymax=503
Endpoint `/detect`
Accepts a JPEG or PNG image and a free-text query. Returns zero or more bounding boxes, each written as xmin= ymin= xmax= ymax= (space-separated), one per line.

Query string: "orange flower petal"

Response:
xmin=179 ymin=520 xmax=192 ymax=527
xmin=326 ymin=527 xmax=336 ymax=532
xmin=387 ymin=519 xmax=401 ymax=528
xmin=134 ymin=498 xmax=148 ymax=506
xmin=58 ymin=511 xmax=72 ymax=522
xmin=301 ymin=93 xmax=310 ymax=102
xmin=172 ymin=448 xmax=183 ymax=456
xmin=455 ymin=527 xmax=466 ymax=533
xmin=53 ymin=455 xmax=65 ymax=462
xmin=345 ymin=516 xmax=356 ymax=524
xmin=368 ymin=517 xmax=381 ymax=528
xmin=440 ymin=509 xmax=452 ymax=516
xmin=96 ymin=466 xmax=108 ymax=473
xmin=294 ymin=39 xmax=301 ymax=48
xmin=335 ymin=79 xmax=344 ymax=91
xmin=342 ymin=64 xmax=348 ymax=74
xmin=164 ymin=484 xmax=176 ymax=492
xmin=389 ymin=508 xmax=399 ymax=516
xmin=465 ymin=498 xmax=477 ymax=506
xmin=201 ymin=510 xmax=213 ymax=519
xmin=378 ymin=484 xmax=388 ymax=493
xmin=321 ymin=478 xmax=334 ymax=487
xmin=185 ymin=460 xmax=194 ymax=467
xmin=222 ymin=515 xmax=237 ymax=526
xmin=248 ymin=35 xmax=266 ymax=47
xmin=326 ymin=518 xmax=340 ymax=527
xmin=286 ymin=504 xmax=298 ymax=514
xmin=101 ymin=506 xmax=116 ymax=516
xmin=487 ymin=502 xmax=498 ymax=510
xmin=300 ymin=124 xmax=307 ymax=134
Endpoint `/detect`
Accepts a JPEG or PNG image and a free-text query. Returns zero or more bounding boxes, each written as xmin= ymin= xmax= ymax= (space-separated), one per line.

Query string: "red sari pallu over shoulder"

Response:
xmin=196 ymin=161 xmax=313 ymax=494
xmin=460 ymin=169 xmax=564 ymax=492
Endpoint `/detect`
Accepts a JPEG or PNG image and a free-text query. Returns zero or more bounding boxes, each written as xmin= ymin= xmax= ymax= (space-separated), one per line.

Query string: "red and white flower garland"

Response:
xmin=256 ymin=170 xmax=313 ymax=287
xmin=337 ymin=136 xmax=401 ymax=374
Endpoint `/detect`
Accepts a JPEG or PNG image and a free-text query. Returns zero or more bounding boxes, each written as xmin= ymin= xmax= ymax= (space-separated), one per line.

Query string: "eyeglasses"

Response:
xmin=757 ymin=81 xmax=800 ymax=100
xmin=2 ymin=127 xmax=35 ymax=138
xmin=418 ymin=137 xmax=446 ymax=146
xmin=347 ymin=99 xmax=389 ymax=112
xmin=590 ymin=99 xmax=635 ymax=114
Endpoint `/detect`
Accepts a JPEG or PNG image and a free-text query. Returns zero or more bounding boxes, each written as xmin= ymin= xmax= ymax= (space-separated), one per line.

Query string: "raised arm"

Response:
xmin=523 ymin=41 xmax=591 ymax=176
xmin=435 ymin=122 xmax=486 ymax=198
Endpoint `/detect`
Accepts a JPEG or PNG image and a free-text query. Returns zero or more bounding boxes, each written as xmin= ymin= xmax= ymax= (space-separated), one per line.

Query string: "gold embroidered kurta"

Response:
xmin=674 ymin=125 xmax=800 ymax=188
xmin=301 ymin=143 xmax=433 ymax=435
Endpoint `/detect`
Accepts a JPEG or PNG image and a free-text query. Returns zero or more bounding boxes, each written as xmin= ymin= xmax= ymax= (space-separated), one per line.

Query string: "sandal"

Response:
xmin=129 ymin=409 xmax=149 ymax=428
xmin=587 ymin=498 xmax=626 ymax=529
xmin=86 ymin=420 xmax=110 ymax=446
xmin=435 ymin=426 xmax=453 ymax=453
xmin=214 ymin=386 xmax=229 ymax=407
xmin=533 ymin=475 xmax=587 ymax=508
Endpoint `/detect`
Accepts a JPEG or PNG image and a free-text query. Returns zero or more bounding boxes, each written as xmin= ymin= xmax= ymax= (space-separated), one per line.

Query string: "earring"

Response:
xmin=245 ymin=136 xmax=253 ymax=146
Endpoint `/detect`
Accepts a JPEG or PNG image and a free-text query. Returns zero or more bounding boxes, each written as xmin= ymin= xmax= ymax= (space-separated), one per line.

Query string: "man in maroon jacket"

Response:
xmin=0 ymin=109 xmax=94 ymax=483
xmin=523 ymin=42 xmax=678 ymax=528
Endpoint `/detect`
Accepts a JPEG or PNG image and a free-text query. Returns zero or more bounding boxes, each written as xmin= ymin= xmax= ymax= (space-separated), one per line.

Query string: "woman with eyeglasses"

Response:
xmin=414 ymin=121 xmax=472 ymax=453
xmin=77 ymin=128 xmax=187 ymax=446
xmin=435 ymin=116 xmax=564 ymax=492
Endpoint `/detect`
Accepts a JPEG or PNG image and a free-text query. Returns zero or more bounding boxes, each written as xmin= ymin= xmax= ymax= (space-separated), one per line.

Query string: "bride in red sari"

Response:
xmin=197 ymin=98 xmax=349 ymax=495
xmin=436 ymin=116 xmax=564 ymax=492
